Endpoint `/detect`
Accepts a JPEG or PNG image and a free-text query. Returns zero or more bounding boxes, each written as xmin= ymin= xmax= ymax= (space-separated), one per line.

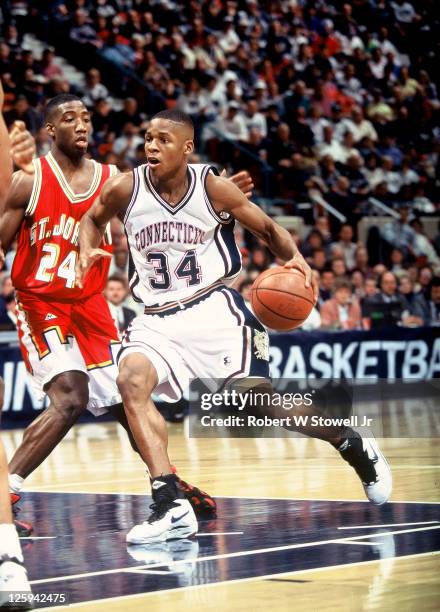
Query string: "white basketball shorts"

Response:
xmin=117 ymin=282 xmax=270 ymax=402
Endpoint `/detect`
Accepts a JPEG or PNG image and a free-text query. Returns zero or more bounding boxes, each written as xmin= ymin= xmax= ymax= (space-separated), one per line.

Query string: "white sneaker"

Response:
xmin=127 ymin=499 xmax=198 ymax=544
xmin=0 ymin=558 xmax=33 ymax=610
xmin=339 ymin=430 xmax=392 ymax=505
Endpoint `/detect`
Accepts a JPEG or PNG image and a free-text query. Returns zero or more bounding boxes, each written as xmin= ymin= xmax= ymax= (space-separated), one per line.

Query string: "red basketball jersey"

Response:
xmin=12 ymin=152 xmax=117 ymax=301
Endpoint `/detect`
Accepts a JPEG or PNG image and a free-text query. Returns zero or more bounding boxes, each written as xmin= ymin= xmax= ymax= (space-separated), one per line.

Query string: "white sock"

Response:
xmin=9 ymin=474 xmax=24 ymax=494
xmin=0 ymin=523 xmax=24 ymax=562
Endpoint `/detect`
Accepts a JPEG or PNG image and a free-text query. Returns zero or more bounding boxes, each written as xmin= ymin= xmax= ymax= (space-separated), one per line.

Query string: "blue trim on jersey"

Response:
xmin=201 ymin=164 xmax=232 ymax=225
xmin=214 ymin=220 xmax=242 ymax=279
xmin=225 ymin=288 xmax=266 ymax=332
xmin=124 ymin=226 xmax=143 ymax=304
xmin=221 ymin=288 xmax=270 ymax=379
xmin=143 ymin=281 xmax=224 ymax=317
xmin=144 ymin=165 xmax=196 ymax=215
xmin=214 ymin=225 xmax=228 ymax=277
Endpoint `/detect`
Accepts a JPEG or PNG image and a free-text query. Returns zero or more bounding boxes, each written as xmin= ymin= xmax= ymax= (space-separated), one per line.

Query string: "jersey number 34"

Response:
xmin=147 ymin=250 xmax=201 ymax=289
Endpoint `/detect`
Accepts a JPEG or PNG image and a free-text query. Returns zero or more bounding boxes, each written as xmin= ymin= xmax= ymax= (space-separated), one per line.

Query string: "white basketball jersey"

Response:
xmin=123 ymin=163 xmax=242 ymax=306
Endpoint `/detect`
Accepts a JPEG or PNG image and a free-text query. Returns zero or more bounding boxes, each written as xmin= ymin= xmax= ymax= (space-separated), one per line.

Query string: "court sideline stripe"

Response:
xmin=35 ymin=550 xmax=440 ymax=611
xmin=338 ymin=521 xmax=440 ymax=529
xmin=25 ymin=490 xmax=440 ymax=504
xmin=30 ymin=524 xmax=440 ymax=585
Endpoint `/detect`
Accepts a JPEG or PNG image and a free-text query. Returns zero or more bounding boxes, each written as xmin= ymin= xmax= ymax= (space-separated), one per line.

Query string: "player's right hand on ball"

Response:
xmin=75 ymin=248 xmax=112 ymax=288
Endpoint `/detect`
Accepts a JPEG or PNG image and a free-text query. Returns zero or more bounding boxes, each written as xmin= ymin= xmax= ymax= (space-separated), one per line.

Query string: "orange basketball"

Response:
xmin=250 ymin=266 xmax=315 ymax=331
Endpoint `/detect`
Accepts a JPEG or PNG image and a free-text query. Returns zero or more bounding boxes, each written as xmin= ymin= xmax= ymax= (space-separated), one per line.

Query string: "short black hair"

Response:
xmin=44 ymin=94 xmax=82 ymax=122
xmin=429 ymin=276 xmax=440 ymax=291
xmin=151 ymin=109 xmax=194 ymax=134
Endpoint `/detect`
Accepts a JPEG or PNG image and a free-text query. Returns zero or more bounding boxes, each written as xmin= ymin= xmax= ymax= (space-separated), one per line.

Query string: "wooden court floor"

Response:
xmin=2 ymin=422 xmax=439 ymax=611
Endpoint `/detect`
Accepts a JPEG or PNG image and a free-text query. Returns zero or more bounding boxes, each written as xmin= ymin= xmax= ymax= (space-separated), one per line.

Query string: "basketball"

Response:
xmin=250 ymin=266 xmax=315 ymax=331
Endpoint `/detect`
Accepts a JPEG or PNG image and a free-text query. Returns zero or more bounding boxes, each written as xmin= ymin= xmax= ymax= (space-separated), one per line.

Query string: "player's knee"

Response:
xmin=56 ymin=392 xmax=88 ymax=420
xmin=48 ymin=375 xmax=89 ymax=421
xmin=117 ymin=363 xmax=155 ymax=407
xmin=117 ymin=370 xmax=146 ymax=402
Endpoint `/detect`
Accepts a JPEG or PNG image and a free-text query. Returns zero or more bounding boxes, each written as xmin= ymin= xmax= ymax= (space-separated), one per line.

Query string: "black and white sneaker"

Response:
xmin=126 ymin=474 xmax=198 ymax=544
xmin=339 ymin=430 xmax=392 ymax=505
xmin=0 ymin=555 xmax=33 ymax=610
xmin=126 ymin=498 xmax=198 ymax=544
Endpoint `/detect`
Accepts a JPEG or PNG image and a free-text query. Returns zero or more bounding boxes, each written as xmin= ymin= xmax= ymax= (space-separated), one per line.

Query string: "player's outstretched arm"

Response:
xmin=76 ymin=172 xmax=133 ymax=287
xmin=206 ymin=173 xmax=318 ymax=300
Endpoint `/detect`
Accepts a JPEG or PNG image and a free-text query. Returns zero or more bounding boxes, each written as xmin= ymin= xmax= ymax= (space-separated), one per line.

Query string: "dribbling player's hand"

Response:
xmin=221 ymin=169 xmax=254 ymax=199
xmin=75 ymin=249 xmax=112 ymax=289
xmin=9 ymin=121 xmax=36 ymax=174
xmin=284 ymin=252 xmax=319 ymax=304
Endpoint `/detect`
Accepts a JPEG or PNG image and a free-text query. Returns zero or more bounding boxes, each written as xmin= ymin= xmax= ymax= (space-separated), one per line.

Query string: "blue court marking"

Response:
xmin=16 ymin=493 xmax=439 ymax=608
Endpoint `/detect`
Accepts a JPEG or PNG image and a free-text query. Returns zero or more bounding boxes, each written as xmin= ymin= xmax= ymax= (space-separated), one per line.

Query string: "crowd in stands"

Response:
xmin=0 ymin=0 xmax=439 ymax=332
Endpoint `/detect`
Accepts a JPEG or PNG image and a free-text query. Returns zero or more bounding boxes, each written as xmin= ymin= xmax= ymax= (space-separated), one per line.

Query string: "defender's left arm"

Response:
xmin=206 ymin=173 xmax=318 ymax=300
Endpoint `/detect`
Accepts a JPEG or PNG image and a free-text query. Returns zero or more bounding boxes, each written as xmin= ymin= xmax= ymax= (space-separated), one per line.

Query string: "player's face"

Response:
xmin=144 ymin=119 xmax=194 ymax=178
xmin=46 ymin=101 xmax=92 ymax=157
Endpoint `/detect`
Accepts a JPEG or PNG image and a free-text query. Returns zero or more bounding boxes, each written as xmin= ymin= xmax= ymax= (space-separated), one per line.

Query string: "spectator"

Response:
xmin=112 ymin=123 xmax=144 ymax=165
xmin=210 ymin=102 xmax=248 ymax=143
xmin=319 ymin=269 xmax=335 ymax=304
xmin=104 ymin=276 xmax=136 ymax=334
xmin=337 ymin=107 xmax=378 ymax=144
xmin=238 ymin=279 xmax=253 ymax=310
xmin=70 ymin=9 xmax=102 ymax=51
xmin=316 ymin=124 xmax=345 ymax=163
xmin=311 ymin=248 xmax=327 ymax=272
xmin=39 ymin=48 xmax=63 ymax=80
xmin=362 ymin=271 xmax=414 ymax=328
xmin=399 ymin=275 xmax=426 ymax=322
xmin=4 ymin=95 xmax=41 ymax=132
xmin=332 ymin=256 xmax=347 ymax=278
xmin=82 ymin=68 xmax=109 ymax=108
xmin=381 ymin=205 xmax=417 ymax=257
xmin=0 ymin=276 xmax=16 ymax=331
xmin=320 ymin=278 xmax=362 ymax=330
xmin=109 ymin=246 xmax=129 ymax=278
xmin=420 ymin=277 xmax=440 ymax=326
xmin=330 ymin=224 xmax=357 ymax=271
xmin=390 ymin=248 xmax=406 ymax=276
xmin=241 ymin=98 xmax=267 ymax=138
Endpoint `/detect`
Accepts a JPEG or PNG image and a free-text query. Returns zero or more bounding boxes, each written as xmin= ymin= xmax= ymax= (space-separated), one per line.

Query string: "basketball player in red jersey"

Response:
xmin=0 ymin=80 xmax=33 ymax=609
xmin=0 ymin=94 xmax=252 ymax=532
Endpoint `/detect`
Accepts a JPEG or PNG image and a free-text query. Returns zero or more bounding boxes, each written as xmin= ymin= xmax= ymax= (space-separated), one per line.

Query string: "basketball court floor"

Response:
xmin=2 ymin=405 xmax=439 ymax=611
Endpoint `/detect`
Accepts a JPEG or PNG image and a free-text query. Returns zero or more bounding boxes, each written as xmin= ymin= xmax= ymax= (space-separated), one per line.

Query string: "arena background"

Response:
xmin=0 ymin=2 xmax=439 ymax=611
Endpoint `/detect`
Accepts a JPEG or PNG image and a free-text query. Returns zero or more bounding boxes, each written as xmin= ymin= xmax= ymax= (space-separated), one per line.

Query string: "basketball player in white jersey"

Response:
xmin=77 ymin=110 xmax=392 ymax=544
